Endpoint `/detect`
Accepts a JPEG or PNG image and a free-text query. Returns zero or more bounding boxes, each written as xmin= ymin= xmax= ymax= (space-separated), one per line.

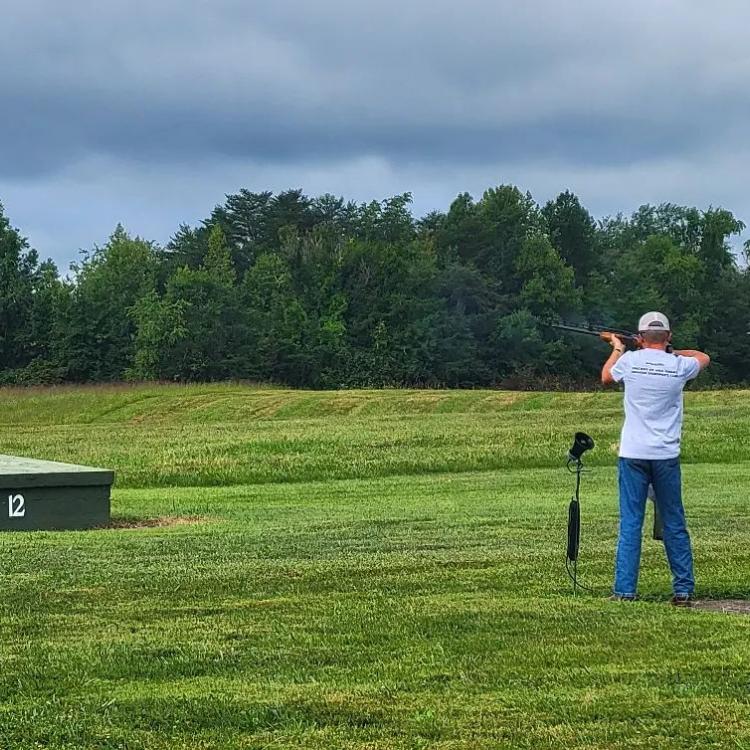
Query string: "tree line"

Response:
xmin=1 ymin=186 xmax=748 ymax=388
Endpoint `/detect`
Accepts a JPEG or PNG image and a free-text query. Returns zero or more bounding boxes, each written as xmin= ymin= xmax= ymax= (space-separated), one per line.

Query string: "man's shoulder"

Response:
xmin=615 ymin=349 xmax=639 ymax=368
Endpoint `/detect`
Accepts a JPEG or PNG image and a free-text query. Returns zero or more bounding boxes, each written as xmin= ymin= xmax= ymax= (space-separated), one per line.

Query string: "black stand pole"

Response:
xmin=566 ymin=459 xmax=583 ymax=595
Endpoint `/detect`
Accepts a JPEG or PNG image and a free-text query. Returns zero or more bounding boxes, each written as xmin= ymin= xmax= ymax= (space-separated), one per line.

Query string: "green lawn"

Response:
xmin=0 ymin=384 xmax=749 ymax=749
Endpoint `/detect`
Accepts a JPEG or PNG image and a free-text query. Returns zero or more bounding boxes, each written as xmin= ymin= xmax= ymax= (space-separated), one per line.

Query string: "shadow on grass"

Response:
xmin=102 ymin=515 xmax=211 ymax=530
xmin=113 ymin=695 xmax=386 ymax=733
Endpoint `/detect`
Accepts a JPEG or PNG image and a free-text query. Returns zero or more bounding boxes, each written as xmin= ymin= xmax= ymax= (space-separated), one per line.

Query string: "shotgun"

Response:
xmin=551 ymin=322 xmax=641 ymax=350
xmin=552 ymin=322 xmax=674 ymax=354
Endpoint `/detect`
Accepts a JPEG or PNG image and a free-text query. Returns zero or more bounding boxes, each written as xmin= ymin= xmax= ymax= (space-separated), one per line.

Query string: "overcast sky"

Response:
xmin=1 ymin=0 xmax=749 ymax=267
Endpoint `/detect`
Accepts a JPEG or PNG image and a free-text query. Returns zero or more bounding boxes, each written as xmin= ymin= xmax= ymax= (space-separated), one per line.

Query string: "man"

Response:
xmin=601 ymin=312 xmax=710 ymax=605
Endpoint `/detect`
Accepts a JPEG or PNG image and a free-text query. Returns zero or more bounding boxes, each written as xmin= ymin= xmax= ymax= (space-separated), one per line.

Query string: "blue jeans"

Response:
xmin=614 ymin=458 xmax=694 ymax=597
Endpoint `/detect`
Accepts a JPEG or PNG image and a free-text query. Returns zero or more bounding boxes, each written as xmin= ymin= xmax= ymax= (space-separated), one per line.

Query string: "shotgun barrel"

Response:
xmin=551 ymin=322 xmax=641 ymax=349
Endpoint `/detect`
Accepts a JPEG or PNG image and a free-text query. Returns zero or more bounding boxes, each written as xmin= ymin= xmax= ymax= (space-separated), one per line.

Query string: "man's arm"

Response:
xmin=601 ymin=335 xmax=626 ymax=385
xmin=673 ymin=349 xmax=711 ymax=370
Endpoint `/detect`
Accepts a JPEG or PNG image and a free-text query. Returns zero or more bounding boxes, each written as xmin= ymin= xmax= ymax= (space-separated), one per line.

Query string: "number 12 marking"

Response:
xmin=8 ymin=494 xmax=25 ymax=518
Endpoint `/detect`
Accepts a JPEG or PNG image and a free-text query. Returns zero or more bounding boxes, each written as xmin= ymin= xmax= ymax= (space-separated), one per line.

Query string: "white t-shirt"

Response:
xmin=611 ymin=349 xmax=701 ymax=459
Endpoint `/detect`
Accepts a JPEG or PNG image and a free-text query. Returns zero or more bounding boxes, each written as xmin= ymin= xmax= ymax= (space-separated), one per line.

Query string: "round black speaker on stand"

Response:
xmin=566 ymin=432 xmax=594 ymax=594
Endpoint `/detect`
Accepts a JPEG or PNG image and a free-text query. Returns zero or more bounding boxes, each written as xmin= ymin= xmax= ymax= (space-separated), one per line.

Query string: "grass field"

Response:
xmin=1 ymin=384 xmax=749 ymax=749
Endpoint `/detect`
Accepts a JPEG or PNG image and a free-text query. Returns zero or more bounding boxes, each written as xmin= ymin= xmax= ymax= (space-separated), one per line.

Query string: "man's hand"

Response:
xmin=601 ymin=332 xmax=626 ymax=352
xmin=601 ymin=335 xmax=625 ymax=384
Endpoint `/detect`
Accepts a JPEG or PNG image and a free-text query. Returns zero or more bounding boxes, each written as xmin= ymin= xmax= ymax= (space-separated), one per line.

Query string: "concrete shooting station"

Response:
xmin=0 ymin=454 xmax=114 ymax=531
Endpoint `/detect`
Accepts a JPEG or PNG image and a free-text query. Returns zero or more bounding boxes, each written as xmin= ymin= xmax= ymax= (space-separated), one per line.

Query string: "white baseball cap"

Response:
xmin=638 ymin=311 xmax=670 ymax=332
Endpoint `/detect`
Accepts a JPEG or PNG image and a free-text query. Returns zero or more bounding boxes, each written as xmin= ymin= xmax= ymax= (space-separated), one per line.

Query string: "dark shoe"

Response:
xmin=609 ymin=594 xmax=637 ymax=602
xmin=671 ymin=594 xmax=693 ymax=608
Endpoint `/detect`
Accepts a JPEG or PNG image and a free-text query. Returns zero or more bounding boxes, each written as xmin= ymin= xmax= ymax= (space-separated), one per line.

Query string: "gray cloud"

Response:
xmin=1 ymin=0 xmax=749 ymax=263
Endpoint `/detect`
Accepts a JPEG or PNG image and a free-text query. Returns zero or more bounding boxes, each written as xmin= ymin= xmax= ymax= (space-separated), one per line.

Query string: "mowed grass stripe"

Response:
xmin=0 ymin=384 xmax=746 ymax=488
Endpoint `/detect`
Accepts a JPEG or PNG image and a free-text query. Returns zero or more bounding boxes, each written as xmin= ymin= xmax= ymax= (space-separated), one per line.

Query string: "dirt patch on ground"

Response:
xmin=693 ymin=599 xmax=750 ymax=615
xmin=104 ymin=515 xmax=210 ymax=530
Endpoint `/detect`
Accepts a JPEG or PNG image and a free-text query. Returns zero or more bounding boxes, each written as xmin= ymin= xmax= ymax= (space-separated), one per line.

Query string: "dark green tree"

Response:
xmin=0 ymin=202 xmax=38 ymax=372
xmin=0 ymin=203 xmax=73 ymax=384
xmin=542 ymin=191 xmax=599 ymax=284
xmin=241 ymin=252 xmax=308 ymax=384
xmin=64 ymin=225 xmax=158 ymax=380
xmin=130 ymin=226 xmax=248 ymax=381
